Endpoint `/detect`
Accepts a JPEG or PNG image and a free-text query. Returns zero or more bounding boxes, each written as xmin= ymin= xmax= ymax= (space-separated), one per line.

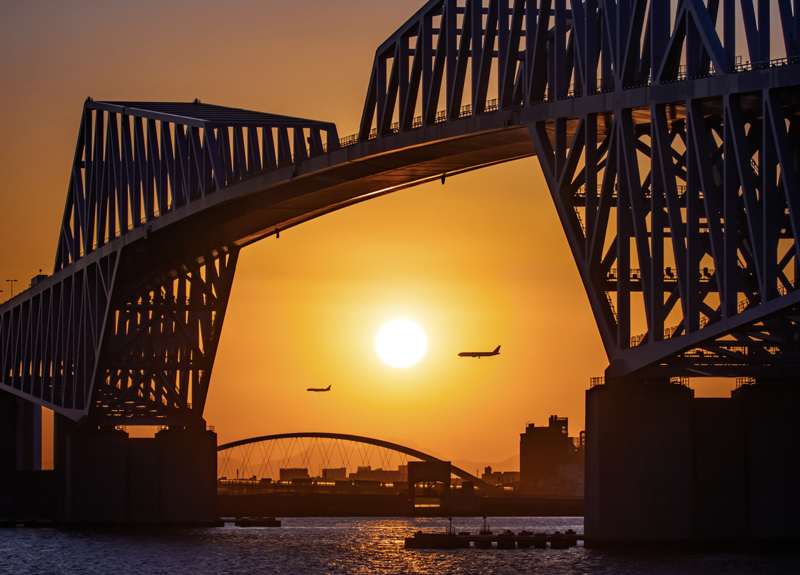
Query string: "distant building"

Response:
xmin=481 ymin=466 xmax=520 ymax=487
xmin=279 ymin=468 xmax=310 ymax=481
xmin=520 ymin=415 xmax=583 ymax=494
xmin=348 ymin=464 xmax=407 ymax=484
xmin=322 ymin=468 xmax=347 ymax=481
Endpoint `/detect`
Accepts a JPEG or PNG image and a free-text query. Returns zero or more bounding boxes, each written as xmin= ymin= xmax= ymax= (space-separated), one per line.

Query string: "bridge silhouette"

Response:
xmin=217 ymin=432 xmax=496 ymax=489
xmin=2 ymin=0 xmax=800 ymax=542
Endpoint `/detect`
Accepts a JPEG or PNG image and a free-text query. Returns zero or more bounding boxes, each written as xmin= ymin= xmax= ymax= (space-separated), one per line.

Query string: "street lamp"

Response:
xmin=6 ymin=279 xmax=17 ymax=298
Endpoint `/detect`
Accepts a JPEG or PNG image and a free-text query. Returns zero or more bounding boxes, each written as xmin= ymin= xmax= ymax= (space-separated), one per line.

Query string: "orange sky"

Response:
xmin=1 ymin=0 xmax=735 ymax=468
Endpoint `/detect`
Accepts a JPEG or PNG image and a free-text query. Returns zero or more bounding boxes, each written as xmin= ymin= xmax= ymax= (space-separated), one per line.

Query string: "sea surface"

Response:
xmin=1 ymin=517 xmax=799 ymax=575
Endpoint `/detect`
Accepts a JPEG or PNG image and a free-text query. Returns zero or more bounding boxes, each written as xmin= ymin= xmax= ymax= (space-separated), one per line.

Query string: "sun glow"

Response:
xmin=375 ymin=320 xmax=427 ymax=368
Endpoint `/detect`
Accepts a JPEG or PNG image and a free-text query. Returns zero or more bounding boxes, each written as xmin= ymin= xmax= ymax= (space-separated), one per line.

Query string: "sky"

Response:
xmin=0 ymin=0 xmax=736 ymax=468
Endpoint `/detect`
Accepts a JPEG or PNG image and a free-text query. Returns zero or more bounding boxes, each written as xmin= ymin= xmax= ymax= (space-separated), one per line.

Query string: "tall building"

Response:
xmin=520 ymin=415 xmax=576 ymax=489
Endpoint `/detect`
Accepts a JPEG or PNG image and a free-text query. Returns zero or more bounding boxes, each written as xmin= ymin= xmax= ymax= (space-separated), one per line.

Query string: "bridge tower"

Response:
xmin=0 ymin=102 xmax=340 ymax=523
xmin=356 ymin=0 xmax=800 ymax=544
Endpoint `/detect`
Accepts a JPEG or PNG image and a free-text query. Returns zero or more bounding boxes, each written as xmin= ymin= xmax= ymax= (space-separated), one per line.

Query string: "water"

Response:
xmin=1 ymin=517 xmax=798 ymax=575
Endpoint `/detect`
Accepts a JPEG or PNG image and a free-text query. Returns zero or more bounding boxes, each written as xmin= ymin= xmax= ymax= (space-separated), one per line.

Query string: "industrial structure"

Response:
xmin=519 ymin=415 xmax=584 ymax=494
xmin=0 ymin=0 xmax=799 ymax=542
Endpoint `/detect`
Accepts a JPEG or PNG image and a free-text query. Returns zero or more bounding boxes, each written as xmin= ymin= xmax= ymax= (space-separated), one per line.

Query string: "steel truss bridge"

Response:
xmin=217 ymin=432 xmax=494 ymax=488
xmin=2 ymin=0 xmax=800 ymax=428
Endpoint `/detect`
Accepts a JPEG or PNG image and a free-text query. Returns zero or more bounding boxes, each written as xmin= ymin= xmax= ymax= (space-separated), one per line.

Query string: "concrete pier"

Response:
xmin=734 ymin=383 xmax=800 ymax=539
xmin=0 ymin=392 xmax=17 ymax=519
xmin=585 ymin=382 xmax=694 ymax=542
xmin=1 ymin=398 xmax=218 ymax=523
xmin=1 ymin=391 xmax=49 ymax=520
xmin=61 ymin=425 xmax=218 ymax=523
xmin=585 ymin=381 xmax=800 ymax=545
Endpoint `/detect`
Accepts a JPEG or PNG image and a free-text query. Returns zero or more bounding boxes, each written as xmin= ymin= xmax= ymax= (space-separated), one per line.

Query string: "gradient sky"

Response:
xmin=1 ymin=0 xmax=735 ymax=468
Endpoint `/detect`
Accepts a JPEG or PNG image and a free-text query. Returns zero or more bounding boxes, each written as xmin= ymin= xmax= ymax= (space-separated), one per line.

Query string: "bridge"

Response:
xmin=217 ymin=432 xmax=495 ymax=489
xmin=1 ymin=0 xmax=799 ymax=542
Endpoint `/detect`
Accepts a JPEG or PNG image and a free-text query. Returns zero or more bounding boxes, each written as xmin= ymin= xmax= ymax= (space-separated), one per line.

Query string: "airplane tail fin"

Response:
xmin=326 ymin=385 xmax=331 ymax=390
xmin=494 ymin=345 xmax=501 ymax=353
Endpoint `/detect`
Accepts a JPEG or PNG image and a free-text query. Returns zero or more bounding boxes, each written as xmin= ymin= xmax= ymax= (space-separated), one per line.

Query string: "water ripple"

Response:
xmin=0 ymin=517 xmax=797 ymax=575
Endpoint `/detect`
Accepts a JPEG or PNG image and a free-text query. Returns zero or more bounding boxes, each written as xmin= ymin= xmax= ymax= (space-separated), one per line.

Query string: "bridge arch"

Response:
xmin=217 ymin=432 xmax=497 ymax=490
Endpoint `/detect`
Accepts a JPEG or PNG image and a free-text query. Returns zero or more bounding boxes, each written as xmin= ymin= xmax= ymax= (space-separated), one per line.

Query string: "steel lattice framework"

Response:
xmin=55 ymin=102 xmax=339 ymax=271
xmin=2 ymin=0 xmax=800 ymax=427
xmin=359 ymin=0 xmax=800 ymax=381
xmin=217 ymin=432 xmax=495 ymax=488
xmin=2 ymin=103 xmax=340 ymax=426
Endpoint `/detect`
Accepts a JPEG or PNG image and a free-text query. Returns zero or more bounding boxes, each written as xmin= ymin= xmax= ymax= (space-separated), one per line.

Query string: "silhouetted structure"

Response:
xmin=1 ymin=0 xmax=799 ymax=539
xmin=322 ymin=468 xmax=347 ymax=482
xmin=218 ymin=432 xmax=493 ymax=489
xmin=481 ymin=466 xmax=519 ymax=487
xmin=408 ymin=460 xmax=452 ymax=514
xmin=519 ymin=416 xmax=583 ymax=495
xmin=587 ymin=380 xmax=800 ymax=543
xmin=279 ymin=468 xmax=310 ymax=481
xmin=349 ymin=465 xmax=407 ymax=483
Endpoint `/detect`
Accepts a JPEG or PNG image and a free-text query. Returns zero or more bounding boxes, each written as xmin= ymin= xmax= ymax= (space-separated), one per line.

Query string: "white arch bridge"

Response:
xmin=2 ymin=0 xmax=800 ymax=427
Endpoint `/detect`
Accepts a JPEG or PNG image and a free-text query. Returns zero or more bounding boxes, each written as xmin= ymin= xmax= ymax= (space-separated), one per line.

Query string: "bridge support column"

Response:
xmin=585 ymin=382 xmax=694 ymax=544
xmin=586 ymin=381 xmax=800 ymax=546
xmin=731 ymin=383 xmax=800 ymax=539
xmin=15 ymin=398 xmax=41 ymax=471
xmin=66 ymin=427 xmax=130 ymax=522
xmin=155 ymin=428 xmax=218 ymax=522
xmin=0 ymin=391 xmax=16 ymax=519
xmin=0 ymin=392 xmax=42 ymax=472
xmin=0 ymin=391 xmax=47 ymax=520
xmin=57 ymin=423 xmax=217 ymax=523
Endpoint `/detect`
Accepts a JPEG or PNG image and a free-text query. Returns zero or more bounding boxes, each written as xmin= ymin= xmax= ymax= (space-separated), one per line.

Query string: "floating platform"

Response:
xmin=405 ymin=529 xmax=581 ymax=550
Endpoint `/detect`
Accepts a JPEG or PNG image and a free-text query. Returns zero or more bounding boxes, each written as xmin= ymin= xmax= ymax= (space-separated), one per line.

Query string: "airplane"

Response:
xmin=458 ymin=345 xmax=501 ymax=358
xmin=307 ymin=385 xmax=332 ymax=392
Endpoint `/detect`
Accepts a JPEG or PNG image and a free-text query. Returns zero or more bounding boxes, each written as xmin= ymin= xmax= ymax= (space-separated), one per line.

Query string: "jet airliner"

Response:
xmin=458 ymin=345 xmax=501 ymax=358
xmin=307 ymin=385 xmax=332 ymax=392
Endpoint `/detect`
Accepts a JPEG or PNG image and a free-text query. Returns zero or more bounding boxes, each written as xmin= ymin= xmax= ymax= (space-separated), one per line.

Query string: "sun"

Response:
xmin=375 ymin=320 xmax=427 ymax=368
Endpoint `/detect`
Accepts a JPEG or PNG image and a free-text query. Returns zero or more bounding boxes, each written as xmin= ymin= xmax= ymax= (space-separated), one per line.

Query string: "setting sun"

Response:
xmin=375 ymin=320 xmax=427 ymax=368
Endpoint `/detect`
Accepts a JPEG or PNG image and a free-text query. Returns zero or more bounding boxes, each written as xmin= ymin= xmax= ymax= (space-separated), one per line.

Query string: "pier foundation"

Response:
xmin=585 ymin=381 xmax=800 ymax=545
xmin=58 ymin=424 xmax=217 ymax=523
xmin=0 ymin=390 xmax=51 ymax=520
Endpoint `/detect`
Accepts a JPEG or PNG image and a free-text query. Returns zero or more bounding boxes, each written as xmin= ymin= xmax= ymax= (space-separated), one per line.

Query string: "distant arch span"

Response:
xmin=218 ymin=432 xmax=497 ymax=490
